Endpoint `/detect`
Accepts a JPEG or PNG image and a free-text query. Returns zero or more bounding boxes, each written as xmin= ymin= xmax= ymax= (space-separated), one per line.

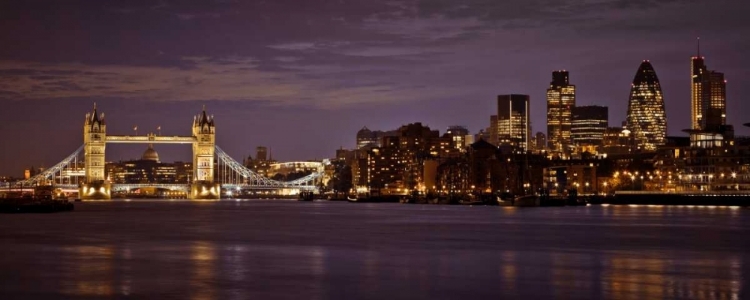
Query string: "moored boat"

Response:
xmin=496 ymin=192 xmax=515 ymax=206
xmin=0 ymin=198 xmax=74 ymax=213
xmin=513 ymin=194 xmax=539 ymax=207
xmin=298 ymin=191 xmax=314 ymax=201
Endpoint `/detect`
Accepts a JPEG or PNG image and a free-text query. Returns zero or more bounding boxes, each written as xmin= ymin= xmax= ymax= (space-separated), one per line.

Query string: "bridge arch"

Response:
xmin=5 ymin=105 xmax=325 ymax=200
xmin=80 ymin=105 xmax=219 ymax=200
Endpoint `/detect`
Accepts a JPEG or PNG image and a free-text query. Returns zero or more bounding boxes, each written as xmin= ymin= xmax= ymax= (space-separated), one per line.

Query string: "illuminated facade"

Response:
xmin=601 ymin=127 xmax=632 ymax=155
xmin=445 ymin=126 xmax=470 ymax=151
xmin=571 ymin=105 xmax=608 ymax=152
xmin=497 ymin=94 xmax=530 ymax=151
xmin=546 ymin=71 xmax=576 ymax=154
xmin=691 ymin=43 xmax=726 ymax=130
xmin=533 ymin=132 xmax=547 ymax=152
xmin=356 ymin=126 xmax=398 ymax=149
xmin=365 ymin=123 xmax=456 ymax=194
xmin=81 ymin=104 xmax=110 ymax=199
xmin=105 ymin=145 xmax=192 ymax=184
xmin=79 ymin=106 xmax=220 ymax=200
xmin=192 ymin=109 xmax=215 ymax=182
xmin=626 ymin=61 xmax=667 ymax=151
xmin=83 ymin=105 xmax=107 ymax=183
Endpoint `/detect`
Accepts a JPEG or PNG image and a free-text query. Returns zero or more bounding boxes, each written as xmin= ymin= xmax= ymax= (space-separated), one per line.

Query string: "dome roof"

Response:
xmin=142 ymin=144 xmax=160 ymax=162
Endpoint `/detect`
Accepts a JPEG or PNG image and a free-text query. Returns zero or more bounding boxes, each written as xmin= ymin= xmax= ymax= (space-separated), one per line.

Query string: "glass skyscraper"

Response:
xmin=497 ymin=94 xmax=530 ymax=151
xmin=571 ymin=105 xmax=608 ymax=149
xmin=626 ymin=60 xmax=667 ymax=151
xmin=546 ymin=71 xmax=576 ymax=155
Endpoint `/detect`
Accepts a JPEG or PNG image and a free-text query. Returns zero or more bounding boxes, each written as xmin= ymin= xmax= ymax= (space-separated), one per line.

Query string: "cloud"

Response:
xmin=273 ymin=56 xmax=302 ymax=63
xmin=268 ymin=42 xmax=318 ymax=51
xmin=0 ymin=55 xmax=454 ymax=110
xmin=175 ymin=12 xmax=221 ymax=21
xmin=362 ymin=14 xmax=488 ymax=43
xmin=267 ymin=41 xmax=351 ymax=52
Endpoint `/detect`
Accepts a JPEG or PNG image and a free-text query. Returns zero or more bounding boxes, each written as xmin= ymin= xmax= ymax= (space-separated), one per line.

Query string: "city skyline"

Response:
xmin=1 ymin=0 xmax=749 ymax=175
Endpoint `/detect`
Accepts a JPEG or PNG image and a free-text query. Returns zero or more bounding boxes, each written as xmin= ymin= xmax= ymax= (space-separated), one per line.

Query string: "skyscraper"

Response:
xmin=546 ymin=71 xmax=576 ymax=154
xmin=691 ymin=39 xmax=726 ymax=130
xmin=256 ymin=146 xmax=268 ymax=161
xmin=626 ymin=60 xmax=667 ymax=151
xmin=533 ymin=132 xmax=547 ymax=152
xmin=445 ymin=126 xmax=470 ymax=151
xmin=497 ymin=94 xmax=530 ymax=151
xmin=571 ymin=105 xmax=608 ymax=151
xmin=489 ymin=115 xmax=498 ymax=146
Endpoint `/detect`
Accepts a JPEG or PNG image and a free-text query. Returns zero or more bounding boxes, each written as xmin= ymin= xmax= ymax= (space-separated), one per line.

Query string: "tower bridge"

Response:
xmin=6 ymin=105 xmax=325 ymax=200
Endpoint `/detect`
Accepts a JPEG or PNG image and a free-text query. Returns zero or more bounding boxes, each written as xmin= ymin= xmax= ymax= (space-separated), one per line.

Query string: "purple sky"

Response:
xmin=1 ymin=0 xmax=749 ymax=176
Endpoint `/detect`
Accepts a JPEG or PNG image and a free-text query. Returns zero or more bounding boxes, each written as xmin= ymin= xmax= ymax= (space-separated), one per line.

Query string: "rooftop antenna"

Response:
xmin=697 ymin=36 xmax=701 ymax=57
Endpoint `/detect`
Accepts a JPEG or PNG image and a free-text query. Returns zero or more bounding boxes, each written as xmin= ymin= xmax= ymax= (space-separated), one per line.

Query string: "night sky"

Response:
xmin=1 ymin=0 xmax=748 ymax=176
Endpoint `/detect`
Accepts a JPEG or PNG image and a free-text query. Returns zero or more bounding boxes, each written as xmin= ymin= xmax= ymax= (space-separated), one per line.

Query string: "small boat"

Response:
xmin=496 ymin=196 xmax=513 ymax=206
xmin=513 ymin=194 xmax=539 ymax=207
xmin=298 ymin=191 xmax=314 ymax=201
xmin=459 ymin=194 xmax=483 ymax=205
xmin=497 ymin=192 xmax=514 ymax=206
xmin=0 ymin=198 xmax=74 ymax=213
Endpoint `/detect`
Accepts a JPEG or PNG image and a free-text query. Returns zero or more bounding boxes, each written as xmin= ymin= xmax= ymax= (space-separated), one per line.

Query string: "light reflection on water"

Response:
xmin=500 ymin=251 xmax=517 ymax=294
xmin=190 ymin=241 xmax=217 ymax=300
xmin=0 ymin=200 xmax=747 ymax=299
xmin=60 ymin=245 xmax=115 ymax=297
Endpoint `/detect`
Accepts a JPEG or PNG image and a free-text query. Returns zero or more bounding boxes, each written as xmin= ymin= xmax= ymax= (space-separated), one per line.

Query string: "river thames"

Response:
xmin=0 ymin=200 xmax=748 ymax=299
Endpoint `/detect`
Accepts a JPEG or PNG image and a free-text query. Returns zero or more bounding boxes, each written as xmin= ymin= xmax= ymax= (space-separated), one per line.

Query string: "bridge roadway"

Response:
xmin=109 ymin=184 xmax=317 ymax=192
xmin=1 ymin=183 xmax=316 ymax=194
xmin=106 ymin=135 xmax=195 ymax=144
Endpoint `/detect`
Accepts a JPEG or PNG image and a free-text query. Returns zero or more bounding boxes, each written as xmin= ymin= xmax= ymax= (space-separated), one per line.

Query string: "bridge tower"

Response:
xmin=80 ymin=104 xmax=111 ymax=199
xmin=190 ymin=107 xmax=220 ymax=199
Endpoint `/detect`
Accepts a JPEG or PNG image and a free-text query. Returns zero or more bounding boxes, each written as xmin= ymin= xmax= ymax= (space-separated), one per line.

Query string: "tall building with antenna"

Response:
xmin=691 ymin=38 xmax=727 ymax=130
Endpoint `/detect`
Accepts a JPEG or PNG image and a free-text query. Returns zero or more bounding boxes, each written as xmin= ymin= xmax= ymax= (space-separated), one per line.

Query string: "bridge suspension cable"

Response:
xmin=3 ymin=144 xmax=322 ymax=191
xmin=15 ymin=145 xmax=84 ymax=188
xmin=214 ymin=146 xmax=323 ymax=188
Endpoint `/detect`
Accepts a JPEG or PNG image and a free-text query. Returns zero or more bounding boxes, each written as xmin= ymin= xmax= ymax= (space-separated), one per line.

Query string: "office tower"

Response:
xmin=356 ymin=127 xmax=377 ymax=149
xmin=571 ymin=105 xmax=608 ymax=150
xmin=691 ymin=39 xmax=726 ymax=130
xmin=445 ymin=126 xmax=470 ymax=150
xmin=497 ymin=94 xmax=530 ymax=151
xmin=601 ymin=127 xmax=633 ymax=155
xmin=489 ymin=115 xmax=498 ymax=146
xmin=626 ymin=60 xmax=667 ymax=151
xmin=534 ymin=132 xmax=546 ymax=152
xmin=546 ymin=71 xmax=576 ymax=154
xmin=366 ymin=123 xmax=443 ymax=193
xmin=356 ymin=126 xmax=399 ymax=149
xmin=256 ymin=146 xmax=268 ymax=161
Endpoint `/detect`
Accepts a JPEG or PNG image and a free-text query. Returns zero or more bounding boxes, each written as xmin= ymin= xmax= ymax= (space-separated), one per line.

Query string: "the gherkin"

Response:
xmin=626 ymin=60 xmax=667 ymax=151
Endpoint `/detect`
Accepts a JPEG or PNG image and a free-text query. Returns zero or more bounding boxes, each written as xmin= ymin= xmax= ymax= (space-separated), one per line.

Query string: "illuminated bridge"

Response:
xmin=2 ymin=105 xmax=326 ymax=199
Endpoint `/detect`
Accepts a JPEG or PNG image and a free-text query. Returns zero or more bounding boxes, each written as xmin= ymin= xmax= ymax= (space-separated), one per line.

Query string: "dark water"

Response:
xmin=1 ymin=200 xmax=749 ymax=300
